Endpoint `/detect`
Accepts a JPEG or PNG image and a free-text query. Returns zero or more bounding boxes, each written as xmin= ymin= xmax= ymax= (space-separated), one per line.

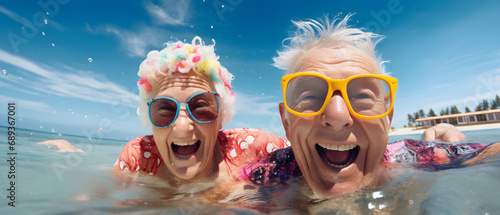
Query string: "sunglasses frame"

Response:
xmin=281 ymin=72 xmax=398 ymax=119
xmin=147 ymin=91 xmax=220 ymax=128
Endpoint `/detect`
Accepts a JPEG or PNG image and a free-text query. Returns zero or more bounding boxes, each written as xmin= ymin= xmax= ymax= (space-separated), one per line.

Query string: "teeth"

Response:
xmin=328 ymin=162 xmax=350 ymax=169
xmin=173 ymin=141 xmax=197 ymax=146
xmin=317 ymin=143 xmax=357 ymax=151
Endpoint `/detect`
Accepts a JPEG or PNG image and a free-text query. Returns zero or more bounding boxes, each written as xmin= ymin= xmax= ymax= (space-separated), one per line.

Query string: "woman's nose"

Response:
xmin=172 ymin=105 xmax=194 ymax=133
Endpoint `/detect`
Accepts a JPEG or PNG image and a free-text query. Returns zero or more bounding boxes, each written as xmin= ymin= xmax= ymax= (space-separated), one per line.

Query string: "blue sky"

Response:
xmin=1 ymin=0 xmax=500 ymax=140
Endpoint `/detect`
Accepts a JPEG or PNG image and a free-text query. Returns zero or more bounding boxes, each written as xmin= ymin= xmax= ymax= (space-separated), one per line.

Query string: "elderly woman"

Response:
xmin=111 ymin=37 xmax=290 ymax=186
xmin=239 ymin=14 xmax=500 ymax=198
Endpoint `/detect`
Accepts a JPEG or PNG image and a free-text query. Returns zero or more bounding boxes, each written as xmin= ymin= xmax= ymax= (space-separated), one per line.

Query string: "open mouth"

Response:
xmin=172 ymin=140 xmax=201 ymax=158
xmin=315 ymin=143 xmax=360 ymax=169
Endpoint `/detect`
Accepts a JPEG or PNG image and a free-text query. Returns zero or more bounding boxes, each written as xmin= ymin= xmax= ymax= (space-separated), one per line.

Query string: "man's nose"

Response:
xmin=321 ymin=91 xmax=354 ymax=130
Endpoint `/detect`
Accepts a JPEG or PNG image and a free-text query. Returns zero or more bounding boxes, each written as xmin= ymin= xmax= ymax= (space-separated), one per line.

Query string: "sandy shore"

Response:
xmin=389 ymin=122 xmax=500 ymax=136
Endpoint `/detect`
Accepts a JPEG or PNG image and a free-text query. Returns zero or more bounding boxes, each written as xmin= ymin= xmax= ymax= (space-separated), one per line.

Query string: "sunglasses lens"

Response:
xmin=149 ymin=98 xmax=178 ymax=127
xmin=347 ymin=77 xmax=392 ymax=117
xmin=285 ymin=75 xmax=393 ymax=118
xmin=188 ymin=92 xmax=219 ymax=122
xmin=286 ymin=75 xmax=329 ymax=114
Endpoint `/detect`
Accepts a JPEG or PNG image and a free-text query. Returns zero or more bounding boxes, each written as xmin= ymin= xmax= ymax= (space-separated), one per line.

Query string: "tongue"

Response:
xmin=176 ymin=145 xmax=198 ymax=156
xmin=173 ymin=141 xmax=200 ymax=156
xmin=323 ymin=150 xmax=350 ymax=165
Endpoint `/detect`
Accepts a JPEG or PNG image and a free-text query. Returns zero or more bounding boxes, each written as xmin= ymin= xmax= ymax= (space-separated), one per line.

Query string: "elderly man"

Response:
xmin=239 ymin=14 xmax=499 ymax=198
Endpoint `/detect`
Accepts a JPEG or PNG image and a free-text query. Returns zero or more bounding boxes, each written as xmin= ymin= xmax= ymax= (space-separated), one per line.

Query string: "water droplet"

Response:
xmin=2 ymin=69 xmax=7 ymax=75
xmin=58 ymin=133 xmax=62 ymax=136
xmin=372 ymin=191 xmax=383 ymax=199
xmin=88 ymin=58 xmax=93 ymax=62
xmin=88 ymin=136 xmax=92 ymax=140
xmin=84 ymin=115 xmax=89 ymax=119
xmin=368 ymin=202 xmax=375 ymax=210
xmin=46 ymin=12 xmax=50 ymax=15
xmin=44 ymin=19 xmax=48 ymax=24
xmin=19 ymin=77 xmax=22 ymax=80
xmin=210 ymin=25 xmax=213 ymax=29
xmin=42 ymin=32 xmax=45 ymax=36
xmin=51 ymin=128 xmax=55 ymax=133
xmin=51 ymin=43 xmax=55 ymax=47
xmin=409 ymin=199 xmax=414 ymax=204
xmin=40 ymin=125 xmax=43 ymax=129
xmin=222 ymin=4 xmax=224 ymax=8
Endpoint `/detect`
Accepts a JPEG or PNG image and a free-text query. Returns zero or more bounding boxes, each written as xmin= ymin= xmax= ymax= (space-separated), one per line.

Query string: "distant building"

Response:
xmin=415 ymin=109 xmax=500 ymax=127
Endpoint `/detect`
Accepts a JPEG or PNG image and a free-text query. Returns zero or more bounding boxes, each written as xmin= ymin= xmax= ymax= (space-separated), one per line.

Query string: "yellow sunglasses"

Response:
xmin=281 ymin=72 xmax=398 ymax=119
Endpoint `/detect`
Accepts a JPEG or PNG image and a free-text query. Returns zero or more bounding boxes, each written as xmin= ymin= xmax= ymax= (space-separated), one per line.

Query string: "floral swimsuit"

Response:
xmin=115 ymin=128 xmax=291 ymax=175
xmin=239 ymin=139 xmax=489 ymax=186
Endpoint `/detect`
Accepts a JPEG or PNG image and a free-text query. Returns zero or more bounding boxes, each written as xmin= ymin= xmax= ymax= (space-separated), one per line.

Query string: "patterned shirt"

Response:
xmin=115 ymin=128 xmax=291 ymax=175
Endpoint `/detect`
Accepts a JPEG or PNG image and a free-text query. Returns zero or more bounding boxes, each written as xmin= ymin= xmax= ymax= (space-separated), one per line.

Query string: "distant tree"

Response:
xmin=428 ymin=109 xmax=437 ymax=117
xmin=407 ymin=114 xmax=414 ymax=126
xmin=491 ymin=95 xmax=500 ymax=109
xmin=475 ymin=104 xmax=482 ymax=111
xmin=414 ymin=112 xmax=420 ymax=126
xmin=445 ymin=107 xmax=450 ymax=115
xmin=450 ymin=105 xmax=461 ymax=114
xmin=465 ymin=106 xmax=472 ymax=113
xmin=480 ymin=99 xmax=490 ymax=110
xmin=440 ymin=109 xmax=446 ymax=116
xmin=418 ymin=109 xmax=425 ymax=118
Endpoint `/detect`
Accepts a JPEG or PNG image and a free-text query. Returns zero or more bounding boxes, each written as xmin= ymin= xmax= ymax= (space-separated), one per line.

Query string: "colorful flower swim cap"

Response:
xmin=136 ymin=36 xmax=235 ymax=128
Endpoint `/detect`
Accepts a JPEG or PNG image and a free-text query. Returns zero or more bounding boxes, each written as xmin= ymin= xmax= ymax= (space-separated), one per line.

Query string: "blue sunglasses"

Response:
xmin=148 ymin=91 xmax=220 ymax=128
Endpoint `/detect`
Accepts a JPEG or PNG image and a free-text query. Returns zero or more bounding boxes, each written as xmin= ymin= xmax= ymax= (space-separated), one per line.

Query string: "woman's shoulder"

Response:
xmin=115 ymin=135 xmax=162 ymax=174
xmin=218 ymin=128 xmax=291 ymax=170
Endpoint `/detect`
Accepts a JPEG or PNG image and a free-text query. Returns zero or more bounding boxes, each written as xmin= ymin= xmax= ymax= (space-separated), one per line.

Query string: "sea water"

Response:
xmin=1 ymin=127 xmax=500 ymax=214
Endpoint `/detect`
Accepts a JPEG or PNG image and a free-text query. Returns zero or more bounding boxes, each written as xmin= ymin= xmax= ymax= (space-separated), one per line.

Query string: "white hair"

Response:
xmin=273 ymin=14 xmax=388 ymax=75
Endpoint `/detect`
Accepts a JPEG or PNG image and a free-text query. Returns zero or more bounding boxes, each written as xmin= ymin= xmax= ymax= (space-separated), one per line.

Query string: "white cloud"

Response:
xmin=233 ymin=91 xmax=280 ymax=117
xmin=87 ymin=24 xmax=181 ymax=58
xmin=0 ymin=5 xmax=64 ymax=31
xmin=0 ymin=94 xmax=52 ymax=112
xmin=0 ymin=49 xmax=138 ymax=108
xmin=143 ymin=0 xmax=189 ymax=26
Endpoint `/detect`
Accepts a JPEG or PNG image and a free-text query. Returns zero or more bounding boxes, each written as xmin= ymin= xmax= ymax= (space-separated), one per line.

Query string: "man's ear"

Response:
xmin=388 ymin=109 xmax=394 ymax=126
xmin=279 ymin=103 xmax=291 ymax=140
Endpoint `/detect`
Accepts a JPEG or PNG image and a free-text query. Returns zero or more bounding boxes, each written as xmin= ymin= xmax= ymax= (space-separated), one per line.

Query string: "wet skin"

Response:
xmin=151 ymin=72 xmax=227 ymax=182
xmin=279 ymin=46 xmax=393 ymax=197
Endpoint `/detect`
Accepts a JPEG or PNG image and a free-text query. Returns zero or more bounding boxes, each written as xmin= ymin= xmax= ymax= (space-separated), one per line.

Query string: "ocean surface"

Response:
xmin=1 ymin=127 xmax=500 ymax=214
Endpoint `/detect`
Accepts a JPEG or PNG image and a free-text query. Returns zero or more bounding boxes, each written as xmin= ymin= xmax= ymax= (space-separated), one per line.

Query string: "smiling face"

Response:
xmin=279 ymin=46 xmax=393 ymax=197
xmin=151 ymin=71 xmax=222 ymax=180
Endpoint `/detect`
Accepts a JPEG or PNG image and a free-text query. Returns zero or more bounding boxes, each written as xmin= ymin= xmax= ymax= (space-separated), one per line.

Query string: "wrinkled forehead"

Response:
xmin=293 ymin=46 xmax=380 ymax=78
xmin=151 ymin=71 xmax=215 ymax=97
